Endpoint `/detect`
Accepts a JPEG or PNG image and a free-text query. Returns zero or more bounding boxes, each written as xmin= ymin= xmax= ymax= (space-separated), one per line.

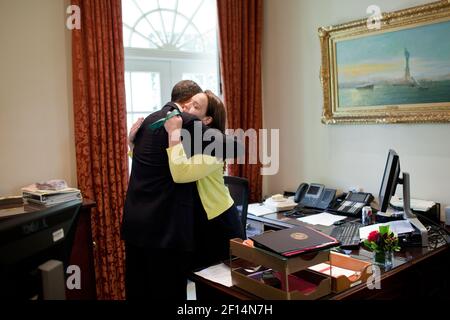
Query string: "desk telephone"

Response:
xmin=294 ymin=183 xmax=373 ymax=216
xmin=329 ymin=191 xmax=374 ymax=216
xmin=294 ymin=183 xmax=336 ymax=210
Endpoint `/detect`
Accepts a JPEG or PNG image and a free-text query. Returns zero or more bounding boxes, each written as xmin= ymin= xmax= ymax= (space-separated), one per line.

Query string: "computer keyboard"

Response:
xmin=330 ymin=222 xmax=362 ymax=249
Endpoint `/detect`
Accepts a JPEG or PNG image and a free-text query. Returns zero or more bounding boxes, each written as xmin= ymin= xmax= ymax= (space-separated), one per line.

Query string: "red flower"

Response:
xmin=368 ymin=231 xmax=380 ymax=242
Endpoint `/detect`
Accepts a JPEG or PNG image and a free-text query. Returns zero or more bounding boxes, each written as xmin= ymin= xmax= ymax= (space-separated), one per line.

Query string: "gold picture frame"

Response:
xmin=319 ymin=0 xmax=450 ymax=124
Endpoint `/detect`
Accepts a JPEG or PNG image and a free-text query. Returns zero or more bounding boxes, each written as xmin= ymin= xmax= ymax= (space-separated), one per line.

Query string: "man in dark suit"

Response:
xmin=122 ymin=80 xmax=241 ymax=300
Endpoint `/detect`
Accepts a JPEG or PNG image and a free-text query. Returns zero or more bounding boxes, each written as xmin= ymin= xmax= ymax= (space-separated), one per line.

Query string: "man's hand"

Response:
xmin=128 ymin=117 xmax=144 ymax=150
xmin=164 ymin=113 xmax=183 ymax=147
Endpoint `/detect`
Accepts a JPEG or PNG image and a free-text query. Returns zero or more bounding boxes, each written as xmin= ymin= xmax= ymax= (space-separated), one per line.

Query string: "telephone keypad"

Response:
xmin=338 ymin=201 xmax=364 ymax=214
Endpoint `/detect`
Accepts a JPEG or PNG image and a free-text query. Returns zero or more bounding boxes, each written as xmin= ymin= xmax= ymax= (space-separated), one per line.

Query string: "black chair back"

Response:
xmin=224 ymin=176 xmax=249 ymax=238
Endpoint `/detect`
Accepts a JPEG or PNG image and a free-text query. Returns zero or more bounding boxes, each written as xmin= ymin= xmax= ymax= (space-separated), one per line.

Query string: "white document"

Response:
xmin=309 ymin=263 xmax=361 ymax=278
xmin=296 ymin=212 xmax=347 ymax=226
xmin=359 ymin=220 xmax=415 ymax=239
xmin=390 ymin=195 xmax=435 ymax=212
xmin=388 ymin=220 xmax=415 ymax=235
xmin=248 ymin=203 xmax=276 ymax=216
xmin=194 ymin=263 xmax=232 ymax=287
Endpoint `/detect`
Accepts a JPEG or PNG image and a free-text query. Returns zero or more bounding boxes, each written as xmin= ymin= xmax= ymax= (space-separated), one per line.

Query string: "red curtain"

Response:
xmin=217 ymin=0 xmax=264 ymax=202
xmin=72 ymin=0 xmax=128 ymax=300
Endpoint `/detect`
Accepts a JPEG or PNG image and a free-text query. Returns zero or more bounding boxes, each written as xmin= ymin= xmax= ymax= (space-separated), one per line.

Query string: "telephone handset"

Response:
xmin=294 ymin=183 xmax=337 ymax=210
xmin=294 ymin=183 xmax=308 ymax=203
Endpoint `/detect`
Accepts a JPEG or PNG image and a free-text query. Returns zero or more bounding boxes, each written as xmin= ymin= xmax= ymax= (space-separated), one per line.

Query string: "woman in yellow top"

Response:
xmin=164 ymin=90 xmax=244 ymax=268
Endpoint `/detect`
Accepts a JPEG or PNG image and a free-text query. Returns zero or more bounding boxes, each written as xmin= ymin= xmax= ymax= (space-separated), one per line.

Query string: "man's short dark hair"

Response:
xmin=171 ymin=80 xmax=203 ymax=103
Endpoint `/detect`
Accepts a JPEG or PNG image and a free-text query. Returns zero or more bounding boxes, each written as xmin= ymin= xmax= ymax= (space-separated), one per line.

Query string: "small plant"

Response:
xmin=363 ymin=225 xmax=401 ymax=253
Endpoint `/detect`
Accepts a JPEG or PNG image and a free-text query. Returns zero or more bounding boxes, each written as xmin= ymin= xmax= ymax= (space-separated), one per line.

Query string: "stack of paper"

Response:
xmin=34 ymin=179 xmax=68 ymax=191
xmin=194 ymin=263 xmax=232 ymax=287
xmin=309 ymin=263 xmax=361 ymax=278
xmin=390 ymin=195 xmax=435 ymax=212
xmin=247 ymin=203 xmax=276 ymax=216
xmin=22 ymin=181 xmax=82 ymax=206
xmin=297 ymin=212 xmax=347 ymax=227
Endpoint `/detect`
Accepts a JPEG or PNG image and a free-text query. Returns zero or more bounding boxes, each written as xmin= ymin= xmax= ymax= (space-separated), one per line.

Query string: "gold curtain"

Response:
xmin=72 ymin=0 xmax=128 ymax=300
xmin=217 ymin=0 xmax=264 ymax=202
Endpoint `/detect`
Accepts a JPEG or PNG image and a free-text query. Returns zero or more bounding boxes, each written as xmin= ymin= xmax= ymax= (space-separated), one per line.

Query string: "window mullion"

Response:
xmin=156 ymin=0 xmax=170 ymax=45
xmin=131 ymin=0 xmax=165 ymax=46
xmin=169 ymin=0 xmax=179 ymax=45
xmin=171 ymin=0 xmax=205 ymax=48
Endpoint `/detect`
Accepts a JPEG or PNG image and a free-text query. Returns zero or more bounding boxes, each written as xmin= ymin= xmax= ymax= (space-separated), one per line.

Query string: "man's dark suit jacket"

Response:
xmin=122 ymin=102 xmax=242 ymax=252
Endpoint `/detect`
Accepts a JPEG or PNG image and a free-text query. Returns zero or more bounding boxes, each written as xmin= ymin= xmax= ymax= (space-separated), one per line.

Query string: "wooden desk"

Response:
xmin=192 ymin=213 xmax=450 ymax=300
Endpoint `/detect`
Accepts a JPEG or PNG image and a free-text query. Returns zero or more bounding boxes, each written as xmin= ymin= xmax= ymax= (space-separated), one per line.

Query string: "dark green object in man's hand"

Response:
xmin=148 ymin=109 xmax=181 ymax=131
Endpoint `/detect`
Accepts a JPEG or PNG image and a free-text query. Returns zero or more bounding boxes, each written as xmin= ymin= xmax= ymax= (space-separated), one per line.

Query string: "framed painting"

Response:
xmin=319 ymin=0 xmax=450 ymax=124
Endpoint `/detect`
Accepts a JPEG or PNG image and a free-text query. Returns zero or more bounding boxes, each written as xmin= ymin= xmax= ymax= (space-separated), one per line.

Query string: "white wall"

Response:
xmin=0 ymin=0 xmax=76 ymax=195
xmin=263 ymin=0 xmax=450 ymax=220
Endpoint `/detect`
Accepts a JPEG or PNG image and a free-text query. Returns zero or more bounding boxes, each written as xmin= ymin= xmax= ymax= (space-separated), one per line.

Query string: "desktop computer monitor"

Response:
xmin=0 ymin=200 xmax=82 ymax=299
xmin=378 ymin=149 xmax=400 ymax=213
xmin=377 ymin=149 xmax=428 ymax=247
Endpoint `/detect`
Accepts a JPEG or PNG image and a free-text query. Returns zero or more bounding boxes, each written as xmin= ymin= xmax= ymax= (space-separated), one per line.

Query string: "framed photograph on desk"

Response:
xmin=319 ymin=0 xmax=450 ymax=124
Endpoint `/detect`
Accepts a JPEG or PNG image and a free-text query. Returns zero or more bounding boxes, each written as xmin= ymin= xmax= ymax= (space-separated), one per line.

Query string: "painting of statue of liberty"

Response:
xmin=336 ymin=20 xmax=450 ymax=108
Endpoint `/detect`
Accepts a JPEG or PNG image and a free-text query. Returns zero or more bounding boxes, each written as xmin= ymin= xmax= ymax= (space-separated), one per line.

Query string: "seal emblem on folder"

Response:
xmin=290 ymin=232 xmax=308 ymax=241
xmin=250 ymin=224 xmax=340 ymax=256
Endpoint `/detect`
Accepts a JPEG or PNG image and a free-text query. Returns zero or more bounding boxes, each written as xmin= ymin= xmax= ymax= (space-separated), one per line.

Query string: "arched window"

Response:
xmin=122 ymin=0 xmax=219 ymax=135
xmin=123 ymin=0 xmax=217 ymax=54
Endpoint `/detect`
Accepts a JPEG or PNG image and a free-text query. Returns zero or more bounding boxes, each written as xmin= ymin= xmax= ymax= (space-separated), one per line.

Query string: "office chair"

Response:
xmin=224 ymin=176 xmax=249 ymax=239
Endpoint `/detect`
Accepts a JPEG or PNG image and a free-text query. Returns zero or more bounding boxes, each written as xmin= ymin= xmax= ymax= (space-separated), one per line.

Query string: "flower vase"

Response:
xmin=374 ymin=251 xmax=394 ymax=270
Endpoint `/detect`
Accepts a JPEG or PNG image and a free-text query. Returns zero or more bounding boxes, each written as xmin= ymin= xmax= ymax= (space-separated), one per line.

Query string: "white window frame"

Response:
xmin=125 ymin=47 xmax=219 ymax=101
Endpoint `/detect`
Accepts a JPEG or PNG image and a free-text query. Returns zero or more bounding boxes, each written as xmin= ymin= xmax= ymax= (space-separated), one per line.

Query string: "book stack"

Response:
xmin=22 ymin=180 xmax=82 ymax=206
